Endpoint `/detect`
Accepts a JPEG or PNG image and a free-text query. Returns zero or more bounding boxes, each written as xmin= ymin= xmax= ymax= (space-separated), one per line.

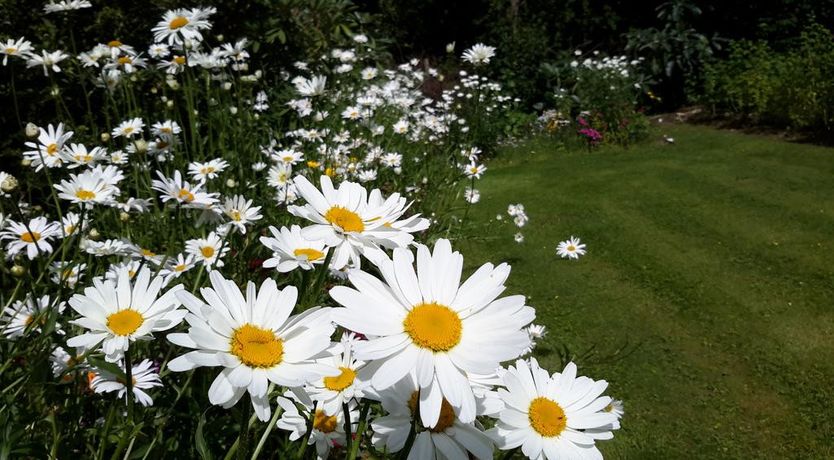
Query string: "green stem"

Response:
xmin=346 ymin=401 xmax=371 ymax=460
xmin=237 ymin=399 xmax=252 ymax=460
xmin=251 ymin=398 xmax=281 ymax=460
xmin=501 ymin=446 xmax=520 ymax=459
xmin=296 ymin=401 xmax=318 ymax=460
xmin=342 ymin=402 xmax=352 ymax=454
xmin=304 ymin=250 xmax=333 ymax=307
xmin=124 ymin=348 xmax=135 ymax=424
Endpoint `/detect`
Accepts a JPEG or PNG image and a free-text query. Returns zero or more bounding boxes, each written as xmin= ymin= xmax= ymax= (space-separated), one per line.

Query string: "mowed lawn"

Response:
xmin=459 ymin=123 xmax=834 ymax=458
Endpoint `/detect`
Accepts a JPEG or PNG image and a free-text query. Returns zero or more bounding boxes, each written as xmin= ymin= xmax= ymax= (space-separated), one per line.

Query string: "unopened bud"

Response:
xmin=88 ymin=228 xmax=100 ymax=240
xmin=25 ymin=123 xmax=39 ymax=138
xmin=133 ymin=139 xmax=148 ymax=154
xmin=100 ymin=132 xmax=111 ymax=142
xmin=1 ymin=174 xmax=18 ymax=192
xmin=225 ymin=179 xmax=236 ymax=188
xmin=10 ymin=265 xmax=26 ymax=277
xmin=119 ymin=212 xmax=130 ymax=222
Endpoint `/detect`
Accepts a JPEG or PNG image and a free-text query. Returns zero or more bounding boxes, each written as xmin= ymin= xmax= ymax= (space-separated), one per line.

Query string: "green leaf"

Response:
xmin=195 ymin=409 xmax=212 ymax=460
xmin=86 ymin=355 xmax=125 ymax=379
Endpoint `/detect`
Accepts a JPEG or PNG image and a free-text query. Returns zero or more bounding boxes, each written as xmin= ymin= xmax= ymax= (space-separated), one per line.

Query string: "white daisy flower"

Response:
xmin=188 ymin=159 xmax=228 ymax=182
xmin=276 ymin=387 xmax=357 ymax=459
xmin=306 ymin=332 xmax=368 ymax=415
xmin=81 ymin=238 xmax=133 ymax=257
xmin=90 ymin=359 xmax=161 ymax=407
xmin=463 ymin=162 xmax=487 ymax=179
xmin=50 ymin=261 xmax=86 ymax=288
xmin=156 ymin=253 xmax=193 ymax=282
xmin=167 ymin=272 xmax=340 ymax=421
xmin=0 ymin=216 xmax=61 ymax=259
xmin=2 ymin=37 xmax=33 ymax=66
xmin=260 ymin=225 xmax=329 ymax=273
xmin=43 ymin=0 xmax=92 ymax=13
xmin=152 ymin=7 xmax=215 ymax=46
xmin=267 ymin=163 xmax=293 ymax=190
xmin=185 ymin=231 xmax=228 ymax=270
xmin=462 ymin=43 xmax=496 ymax=66
xmin=26 ymin=49 xmax=69 ymax=76
xmin=59 ymin=143 xmax=107 ymax=168
xmin=50 ymin=346 xmax=87 ymax=383
xmin=55 ymin=168 xmax=120 ymax=205
xmin=1 ymin=295 xmax=62 ymax=339
xmin=65 ymin=266 xmax=186 ymax=362
xmin=464 ymin=188 xmax=480 ymax=204
xmin=556 ymin=236 xmax=586 ymax=260
xmin=293 ymin=75 xmax=327 ymax=97
xmin=288 ymin=175 xmax=430 ymax=269
xmin=219 ymin=195 xmax=262 ymax=234
xmin=111 ymin=118 xmax=145 ymax=139
xmin=152 ymin=170 xmax=219 ymax=207
xmin=329 ymin=239 xmax=534 ymax=427
xmin=370 ymin=373 xmax=495 ymax=460
xmin=488 ymin=359 xmax=619 ymax=460
xmin=23 ymin=123 xmax=73 ymax=171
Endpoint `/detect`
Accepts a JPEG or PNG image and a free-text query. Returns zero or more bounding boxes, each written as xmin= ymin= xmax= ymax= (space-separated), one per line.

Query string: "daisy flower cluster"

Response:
xmin=0 ymin=5 xmax=621 ymax=460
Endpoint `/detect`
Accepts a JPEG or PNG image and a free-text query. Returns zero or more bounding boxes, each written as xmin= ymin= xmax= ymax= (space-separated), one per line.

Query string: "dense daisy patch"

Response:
xmin=0 ymin=4 xmax=618 ymax=459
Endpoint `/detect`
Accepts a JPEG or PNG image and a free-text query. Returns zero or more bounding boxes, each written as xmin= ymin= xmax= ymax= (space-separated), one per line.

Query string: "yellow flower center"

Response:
xmin=46 ymin=143 xmax=58 ymax=155
xmin=161 ymin=127 xmax=173 ymax=133
xmin=177 ymin=188 xmax=195 ymax=202
xmin=307 ymin=160 xmax=320 ymax=168
xmin=75 ymin=189 xmax=96 ymax=201
xmin=324 ymin=206 xmax=364 ymax=233
xmin=323 ymin=366 xmax=356 ymax=391
xmin=5 ymin=47 xmax=16 ymax=54
xmin=174 ymin=56 xmax=186 ymax=65
xmin=117 ymin=56 xmax=132 ymax=65
xmin=169 ymin=16 xmax=189 ymax=30
xmin=20 ymin=231 xmax=41 ymax=243
xmin=174 ymin=263 xmax=187 ymax=272
xmin=293 ymin=248 xmax=324 ymax=261
xmin=106 ymin=309 xmax=144 ymax=336
xmin=65 ymin=224 xmax=76 ymax=234
xmin=403 ymin=303 xmax=462 ymax=352
xmin=141 ymin=248 xmax=155 ymax=257
xmin=108 ymin=40 xmax=122 ymax=47
xmin=528 ymin=397 xmax=567 ymax=437
xmin=282 ymin=156 xmax=294 ymax=162
xmin=200 ymin=246 xmax=215 ymax=258
xmin=567 ymin=245 xmax=575 ymax=251
xmin=230 ymin=324 xmax=284 ymax=368
xmin=313 ymin=409 xmax=338 ymax=433
xmin=123 ymin=127 xmax=134 ymax=134
xmin=408 ymin=392 xmax=456 ymax=432
xmin=229 ymin=210 xmax=242 ymax=221
xmin=200 ymin=166 xmax=215 ymax=175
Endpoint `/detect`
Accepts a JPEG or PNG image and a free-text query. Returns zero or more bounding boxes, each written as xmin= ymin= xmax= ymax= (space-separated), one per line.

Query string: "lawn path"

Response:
xmin=460 ymin=124 xmax=834 ymax=458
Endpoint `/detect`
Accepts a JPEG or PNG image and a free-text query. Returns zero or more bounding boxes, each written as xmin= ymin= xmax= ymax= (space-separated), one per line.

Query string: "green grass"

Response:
xmin=459 ymin=123 xmax=834 ymax=459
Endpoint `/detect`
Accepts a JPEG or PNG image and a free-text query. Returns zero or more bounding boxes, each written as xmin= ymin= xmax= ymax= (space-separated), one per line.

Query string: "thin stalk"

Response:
xmin=296 ymin=401 xmax=318 ymax=460
xmin=124 ymin=347 xmax=135 ymax=424
xmin=237 ymin=399 xmax=252 ymax=460
xmin=346 ymin=400 xmax=371 ymax=460
xmin=342 ymin=402 xmax=352 ymax=454
xmin=251 ymin=397 xmax=281 ymax=460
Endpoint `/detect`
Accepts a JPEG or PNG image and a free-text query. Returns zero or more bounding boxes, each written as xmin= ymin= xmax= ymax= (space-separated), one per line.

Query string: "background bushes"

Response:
xmin=700 ymin=24 xmax=834 ymax=135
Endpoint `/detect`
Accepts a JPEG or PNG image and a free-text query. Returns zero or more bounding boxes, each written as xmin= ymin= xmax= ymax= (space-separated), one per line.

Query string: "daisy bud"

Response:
xmin=225 ymin=178 xmax=236 ymax=188
xmin=119 ymin=212 xmax=130 ymax=222
xmin=133 ymin=139 xmax=148 ymax=154
xmin=223 ymin=82 xmax=232 ymax=90
xmin=21 ymin=159 xmax=32 ymax=167
xmin=216 ymin=34 xmax=224 ymax=42
xmin=166 ymin=100 xmax=174 ymax=108
xmin=10 ymin=265 xmax=26 ymax=277
xmin=50 ymin=87 xmax=60 ymax=96
xmin=25 ymin=123 xmax=39 ymax=138
xmin=88 ymin=228 xmax=101 ymax=240
xmin=150 ymin=87 xmax=158 ymax=94
xmin=100 ymin=132 xmax=111 ymax=142
xmin=1 ymin=174 xmax=19 ymax=192
xmin=229 ymin=107 xmax=238 ymax=115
